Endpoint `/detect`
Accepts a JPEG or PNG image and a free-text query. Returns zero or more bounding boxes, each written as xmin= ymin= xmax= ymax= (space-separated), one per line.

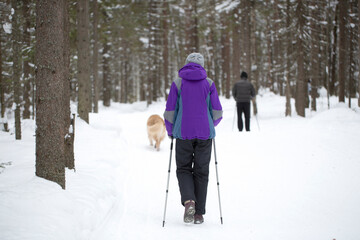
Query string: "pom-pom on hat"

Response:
xmin=185 ymin=53 xmax=205 ymax=67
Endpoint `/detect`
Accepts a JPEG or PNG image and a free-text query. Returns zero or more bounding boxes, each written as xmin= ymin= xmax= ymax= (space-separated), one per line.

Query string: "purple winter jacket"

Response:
xmin=163 ymin=62 xmax=223 ymax=140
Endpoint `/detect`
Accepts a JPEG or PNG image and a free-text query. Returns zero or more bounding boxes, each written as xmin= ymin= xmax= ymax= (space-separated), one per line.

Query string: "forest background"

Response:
xmin=0 ymin=0 xmax=359 ymax=188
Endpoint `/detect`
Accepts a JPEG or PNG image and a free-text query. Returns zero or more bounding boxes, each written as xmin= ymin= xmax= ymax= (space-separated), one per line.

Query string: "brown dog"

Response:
xmin=147 ymin=114 xmax=166 ymax=151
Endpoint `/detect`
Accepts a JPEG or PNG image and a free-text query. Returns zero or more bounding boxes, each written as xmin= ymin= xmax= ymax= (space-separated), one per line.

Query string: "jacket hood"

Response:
xmin=178 ymin=62 xmax=207 ymax=81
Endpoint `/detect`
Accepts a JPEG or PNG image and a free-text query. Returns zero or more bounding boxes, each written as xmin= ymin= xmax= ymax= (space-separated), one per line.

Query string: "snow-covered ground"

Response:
xmin=1 ymin=90 xmax=360 ymax=240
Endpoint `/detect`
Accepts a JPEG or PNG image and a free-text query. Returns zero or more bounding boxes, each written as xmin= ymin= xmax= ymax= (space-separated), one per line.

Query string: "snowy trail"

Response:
xmin=1 ymin=92 xmax=360 ymax=240
xmin=88 ymin=96 xmax=360 ymax=240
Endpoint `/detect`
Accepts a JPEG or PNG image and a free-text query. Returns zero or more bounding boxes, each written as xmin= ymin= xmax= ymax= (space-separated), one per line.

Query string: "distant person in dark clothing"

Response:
xmin=232 ymin=71 xmax=256 ymax=131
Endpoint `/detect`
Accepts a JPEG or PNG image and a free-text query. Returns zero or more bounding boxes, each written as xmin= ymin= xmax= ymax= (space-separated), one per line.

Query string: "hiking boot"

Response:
xmin=194 ymin=214 xmax=204 ymax=224
xmin=183 ymin=200 xmax=195 ymax=223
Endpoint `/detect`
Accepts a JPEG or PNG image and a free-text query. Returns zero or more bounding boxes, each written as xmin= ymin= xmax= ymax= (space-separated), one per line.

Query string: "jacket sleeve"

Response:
xmin=163 ymin=82 xmax=179 ymax=136
xmin=250 ymin=83 xmax=256 ymax=98
xmin=209 ymin=82 xmax=223 ymax=126
xmin=232 ymin=84 xmax=236 ymax=100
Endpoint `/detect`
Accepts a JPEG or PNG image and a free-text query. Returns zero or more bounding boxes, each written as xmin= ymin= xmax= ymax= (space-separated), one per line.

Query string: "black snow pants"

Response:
xmin=175 ymin=138 xmax=212 ymax=215
xmin=236 ymin=101 xmax=251 ymax=131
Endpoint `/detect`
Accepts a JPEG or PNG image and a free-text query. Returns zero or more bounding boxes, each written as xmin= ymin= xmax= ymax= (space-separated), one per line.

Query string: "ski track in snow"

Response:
xmin=1 ymin=92 xmax=360 ymax=240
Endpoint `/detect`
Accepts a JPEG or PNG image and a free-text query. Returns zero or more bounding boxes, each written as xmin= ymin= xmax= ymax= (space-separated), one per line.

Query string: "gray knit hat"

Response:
xmin=185 ymin=52 xmax=204 ymax=67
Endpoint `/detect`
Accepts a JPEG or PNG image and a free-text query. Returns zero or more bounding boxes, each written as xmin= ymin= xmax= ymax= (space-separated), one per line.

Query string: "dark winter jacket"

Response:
xmin=232 ymin=78 xmax=256 ymax=103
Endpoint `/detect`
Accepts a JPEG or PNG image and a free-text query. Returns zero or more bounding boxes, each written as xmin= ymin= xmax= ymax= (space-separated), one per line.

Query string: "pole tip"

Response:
xmin=162 ymin=221 xmax=165 ymax=227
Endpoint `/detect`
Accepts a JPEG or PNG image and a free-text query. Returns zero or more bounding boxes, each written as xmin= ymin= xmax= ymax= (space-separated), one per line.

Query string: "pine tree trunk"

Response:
xmin=265 ymin=1 xmax=274 ymax=91
xmin=232 ymin=6 xmax=240 ymax=83
xmin=243 ymin=1 xmax=251 ymax=77
xmin=358 ymin=0 xmax=360 ymax=107
xmin=338 ymin=0 xmax=347 ymax=102
xmin=310 ymin=2 xmax=320 ymax=111
xmin=22 ymin=0 xmax=31 ymax=119
xmin=221 ymin=17 xmax=230 ymax=99
xmin=325 ymin=1 xmax=332 ymax=109
xmin=162 ymin=0 xmax=169 ymax=100
xmin=250 ymin=1 xmax=258 ymax=116
xmin=273 ymin=0 xmax=282 ymax=95
xmin=295 ymin=0 xmax=305 ymax=117
xmin=77 ymin=0 xmax=91 ymax=123
xmin=250 ymin=1 xmax=259 ymax=91
xmin=0 ymin=24 xmax=6 ymax=131
xmin=102 ymin=41 xmax=111 ymax=107
xmin=12 ymin=0 xmax=21 ymax=139
xmin=92 ymin=0 xmax=99 ymax=113
xmin=185 ymin=0 xmax=199 ymax=53
xmin=348 ymin=2 xmax=355 ymax=108
xmin=285 ymin=0 xmax=292 ymax=117
xmin=63 ymin=0 xmax=74 ymax=170
xmin=35 ymin=0 xmax=66 ymax=189
xmin=330 ymin=4 xmax=338 ymax=96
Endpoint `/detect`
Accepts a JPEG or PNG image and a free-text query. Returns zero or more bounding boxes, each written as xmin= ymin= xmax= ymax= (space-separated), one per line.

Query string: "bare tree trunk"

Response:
xmin=310 ymin=2 xmax=320 ymax=111
xmin=12 ymin=0 xmax=21 ymax=139
xmin=295 ymin=0 xmax=305 ymax=117
xmin=338 ymin=0 xmax=347 ymax=103
xmin=273 ymin=0 xmax=282 ymax=95
xmin=0 ymin=19 xmax=7 ymax=131
xmin=102 ymin=41 xmax=111 ymax=107
xmin=22 ymin=0 xmax=32 ymax=119
xmin=250 ymin=1 xmax=258 ymax=116
xmin=348 ymin=2 xmax=354 ymax=108
xmin=326 ymin=0 xmax=332 ymax=109
xmin=185 ymin=0 xmax=199 ymax=53
xmin=162 ymin=0 xmax=169 ymax=100
xmin=35 ymin=0 xmax=66 ymax=189
xmin=221 ymin=17 xmax=230 ymax=98
xmin=285 ymin=0 xmax=292 ymax=116
xmin=265 ymin=0 xmax=274 ymax=91
xmin=207 ymin=0 xmax=220 ymax=90
xmin=92 ymin=0 xmax=99 ymax=113
xmin=358 ymin=0 xmax=360 ymax=107
xmin=63 ymin=0 xmax=74 ymax=170
xmin=330 ymin=4 xmax=338 ymax=96
xmin=77 ymin=0 xmax=91 ymax=123
xmin=243 ymin=1 xmax=251 ymax=77
xmin=232 ymin=6 xmax=240 ymax=84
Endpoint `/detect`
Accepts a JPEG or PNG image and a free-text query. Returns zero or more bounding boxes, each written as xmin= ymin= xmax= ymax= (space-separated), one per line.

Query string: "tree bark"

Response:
xmin=250 ymin=1 xmax=258 ymax=116
xmin=358 ymin=0 xmax=360 ymax=107
xmin=63 ymin=0 xmax=74 ymax=170
xmin=265 ymin=0 xmax=274 ymax=91
xmin=77 ymin=0 xmax=91 ymax=123
xmin=295 ymin=0 xmax=305 ymax=117
xmin=22 ymin=0 xmax=32 ymax=119
xmin=285 ymin=0 xmax=292 ymax=116
xmin=0 ymin=17 xmax=7 ymax=131
xmin=220 ymin=17 xmax=230 ymax=98
xmin=102 ymin=40 xmax=111 ymax=107
xmin=162 ymin=0 xmax=169 ymax=100
xmin=330 ymin=4 xmax=338 ymax=96
xmin=35 ymin=0 xmax=66 ymax=189
xmin=92 ymin=0 xmax=99 ymax=113
xmin=232 ymin=6 xmax=241 ymax=84
xmin=185 ymin=0 xmax=199 ymax=53
xmin=310 ymin=2 xmax=320 ymax=111
xmin=12 ymin=0 xmax=21 ymax=139
xmin=338 ymin=0 xmax=347 ymax=102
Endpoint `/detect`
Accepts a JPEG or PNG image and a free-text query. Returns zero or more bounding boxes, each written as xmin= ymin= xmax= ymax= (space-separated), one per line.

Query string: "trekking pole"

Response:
xmin=162 ymin=137 xmax=174 ymax=227
xmin=255 ymin=114 xmax=260 ymax=131
xmin=232 ymin=104 xmax=236 ymax=131
xmin=213 ymin=138 xmax=223 ymax=224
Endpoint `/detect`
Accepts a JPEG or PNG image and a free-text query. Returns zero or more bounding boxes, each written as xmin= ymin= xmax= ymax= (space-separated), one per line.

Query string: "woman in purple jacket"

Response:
xmin=164 ymin=53 xmax=223 ymax=224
